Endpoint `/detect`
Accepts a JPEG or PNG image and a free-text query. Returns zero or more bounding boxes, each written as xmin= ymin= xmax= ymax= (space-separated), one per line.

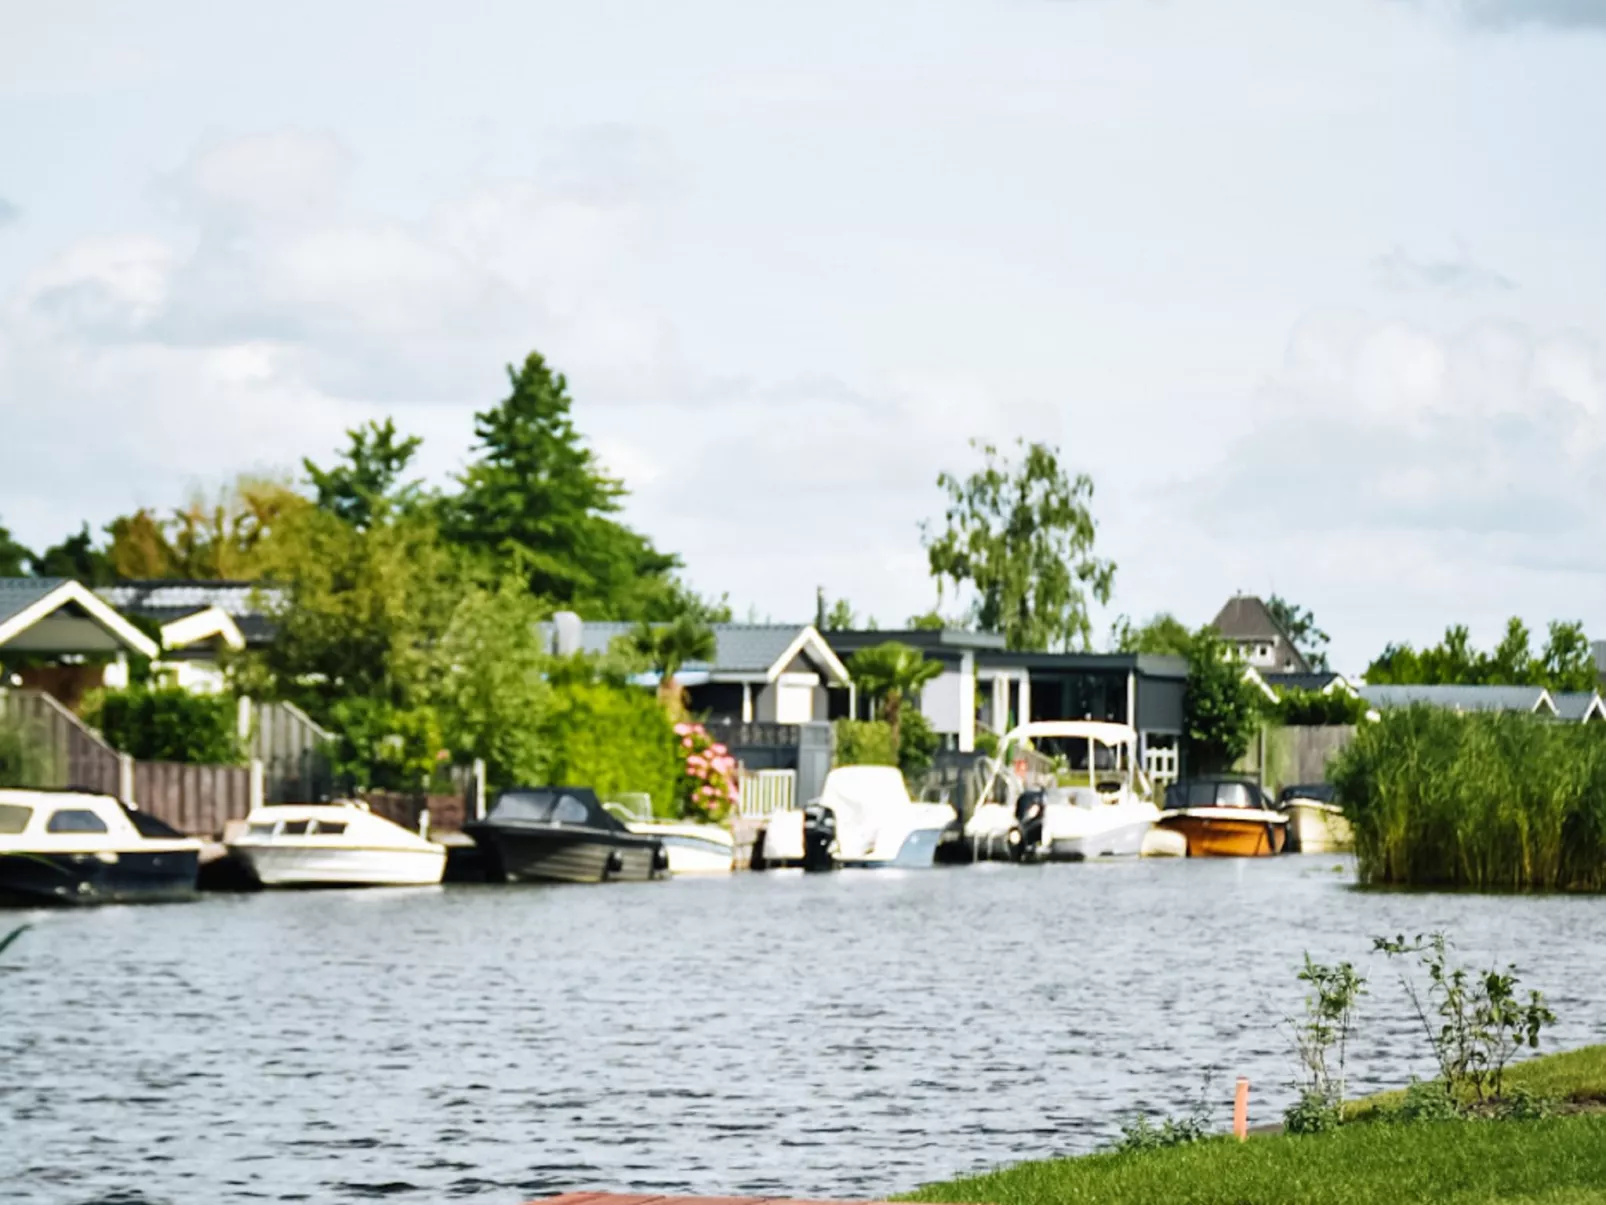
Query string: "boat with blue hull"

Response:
xmin=0 ymin=788 xmax=201 ymax=906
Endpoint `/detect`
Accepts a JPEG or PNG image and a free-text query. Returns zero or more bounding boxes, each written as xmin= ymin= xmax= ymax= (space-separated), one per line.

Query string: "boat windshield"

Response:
xmin=491 ymin=789 xmax=597 ymax=827
xmin=1279 ymin=783 xmax=1337 ymax=804
xmin=0 ymin=804 xmax=31 ymax=834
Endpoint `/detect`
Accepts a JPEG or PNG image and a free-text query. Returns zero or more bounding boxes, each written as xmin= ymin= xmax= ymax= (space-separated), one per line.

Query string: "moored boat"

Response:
xmin=604 ymin=796 xmax=734 ymax=874
xmin=806 ymin=766 xmax=955 ymax=869
xmin=1278 ymin=783 xmax=1353 ymax=853
xmin=466 ymin=786 xmax=666 ymax=884
xmin=0 ymin=788 xmax=201 ymax=906
xmin=1157 ymin=778 xmax=1288 ymax=856
xmin=227 ymin=800 xmax=446 ymax=888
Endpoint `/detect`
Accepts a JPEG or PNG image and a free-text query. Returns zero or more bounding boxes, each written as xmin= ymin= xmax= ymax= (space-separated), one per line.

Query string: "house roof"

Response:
xmin=98 ymin=580 xmax=280 ymax=645
xmin=0 ymin=578 xmax=160 ymax=657
xmin=541 ymin=620 xmax=850 ymax=684
xmin=1358 ymin=684 xmax=1557 ymax=715
xmin=824 ymin=628 xmax=1008 ymax=654
xmin=1263 ymin=671 xmax=1356 ymax=696
xmin=1211 ymin=595 xmax=1287 ymax=642
xmin=1553 ymin=691 xmax=1606 ymax=722
xmin=974 ymin=649 xmax=1189 ymax=678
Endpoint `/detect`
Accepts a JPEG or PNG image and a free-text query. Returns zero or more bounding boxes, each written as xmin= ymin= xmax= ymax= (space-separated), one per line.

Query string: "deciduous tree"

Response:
xmin=925 ymin=438 xmax=1115 ymax=651
xmin=1267 ymin=595 xmax=1331 ymax=671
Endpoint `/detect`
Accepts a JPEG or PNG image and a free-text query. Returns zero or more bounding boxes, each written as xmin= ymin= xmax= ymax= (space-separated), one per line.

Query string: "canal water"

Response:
xmin=4 ymin=857 xmax=1606 ymax=1204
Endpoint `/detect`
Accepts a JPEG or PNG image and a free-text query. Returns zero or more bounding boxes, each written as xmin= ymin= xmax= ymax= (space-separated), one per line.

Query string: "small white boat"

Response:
xmin=970 ymin=721 xmax=1160 ymax=861
xmin=1278 ymin=783 xmax=1352 ymax=854
xmin=808 ymin=765 xmax=955 ymax=869
xmin=0 ymin=788 xmax=201 ymax=906
xmin=228 ymin=801 xmax=446 ymax=888
xmin=604 ymin=796 xmax=734 ymax=874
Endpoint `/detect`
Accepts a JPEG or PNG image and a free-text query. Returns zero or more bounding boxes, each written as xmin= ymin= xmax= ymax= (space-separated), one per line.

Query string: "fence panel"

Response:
xmin=738 ymin=769 xmax=795 ymax=816
xmin=132 ymin=761 xmax=253 ymax=836
xmin=0 ymin=688 xmax=121 ymax=794
xmin=362 ymin=791 xmax=466 ymax=835
xmin=253 ymin=700 xmax=334 ymax=802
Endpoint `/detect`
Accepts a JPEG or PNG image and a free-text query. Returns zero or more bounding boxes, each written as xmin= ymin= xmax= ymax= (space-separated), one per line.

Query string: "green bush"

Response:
xmin=1269 ymin=687 xmax=1368 ymax=726
xmin=85 ymin=685 xmax=241 ymax=764
xmin=329 ymin=697 xmax=447 ymax=791
xmin=1330 ymin=707 xmax=1606 ymax=891
xmin=0 ymin=716 xmax=46 ymax=787
xmin=538 ymin=680 xmax=679 ymax=810
xmin=835 ymin=719 xmax=898 ymax=767
xmin=898 ymin=708 xmax=941 ymax=777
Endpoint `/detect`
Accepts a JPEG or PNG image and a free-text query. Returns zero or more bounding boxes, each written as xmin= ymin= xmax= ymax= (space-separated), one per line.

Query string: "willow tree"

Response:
xmin=924 ymin=438 xmax=1115 ymax=651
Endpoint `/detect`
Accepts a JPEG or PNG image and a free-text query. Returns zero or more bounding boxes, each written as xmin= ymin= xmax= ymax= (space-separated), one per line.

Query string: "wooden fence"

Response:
xmin=252 ymin=700 xmax=334 ymax=802
xmin=132 ymin=761 xmax=257 ymax=837
xmin=363 ymin=791 xmax=468 ymax=835
xmin=0 ymin=688 xmax=121 ymax=794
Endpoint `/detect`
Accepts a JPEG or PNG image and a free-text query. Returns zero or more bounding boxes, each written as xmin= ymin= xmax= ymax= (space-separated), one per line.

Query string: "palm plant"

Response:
xmin=629 ymin=615 xmax=717 ymax=715
xmin=847 ymin=641 xmax=943 ymax=751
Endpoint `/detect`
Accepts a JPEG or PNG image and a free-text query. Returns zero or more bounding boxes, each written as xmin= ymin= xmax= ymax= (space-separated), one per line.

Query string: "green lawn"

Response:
xmin=901 ymin=1047 xmax=1606 ymax=1205
xmin=1349 ymin=1045 xmax=1606 ymax=1119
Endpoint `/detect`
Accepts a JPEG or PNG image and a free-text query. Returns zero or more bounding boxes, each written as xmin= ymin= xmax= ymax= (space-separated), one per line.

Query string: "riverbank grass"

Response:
xmin=903 ymin=1046 xmax=1606 ymax=1205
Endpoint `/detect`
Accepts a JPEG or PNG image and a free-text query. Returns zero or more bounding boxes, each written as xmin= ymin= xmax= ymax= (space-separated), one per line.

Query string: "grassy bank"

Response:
xmin=1330 ymin=707 xmax=1606 ymax=891
xmin=902 ymin=1047 xmax=1606 ymax=1205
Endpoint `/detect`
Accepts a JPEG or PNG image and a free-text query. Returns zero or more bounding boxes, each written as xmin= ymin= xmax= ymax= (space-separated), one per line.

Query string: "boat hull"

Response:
xmin=1158 ymin=811 xmax=1287 ymax=857
xmin=230 ymin=843 xmax=446 ymax=888
xmin=838 ymin=824 xmax=946 ymax=869
xmin=466 ymin=823 xmax=663 ymax=884
xmin=0 ymin=847 xmax=200 ymax=907
xmin=1041 ymin=817 xmax=1156 ymax=861
xmin=1286 ymin=802 xmax=1353 ymax=854
xmin=624 ymin=823 xmax=734 ymax=874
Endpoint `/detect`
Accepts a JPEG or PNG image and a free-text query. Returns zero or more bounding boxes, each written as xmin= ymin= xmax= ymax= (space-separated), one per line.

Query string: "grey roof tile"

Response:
xmin=1553 ymin=691 xmax=1603 ymax=721
xmin=539 ymin=621 xmax=815 ymax=675
xmin=0 ymin=577 xmax=66 ymax=626
xmin=1359 ymin=684 xmax=1553 ymax=714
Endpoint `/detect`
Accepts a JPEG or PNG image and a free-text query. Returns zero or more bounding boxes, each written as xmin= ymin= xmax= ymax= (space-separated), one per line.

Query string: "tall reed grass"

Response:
xmin=1330 ymin=707 xmax=1606 ymax=891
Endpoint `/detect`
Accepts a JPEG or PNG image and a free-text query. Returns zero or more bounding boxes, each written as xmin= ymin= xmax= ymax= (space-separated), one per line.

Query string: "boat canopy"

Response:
xmin=998 ymin=720 xmax=1138 ymax=749
xmin=487 ymin=786 xmax=624 ymax=832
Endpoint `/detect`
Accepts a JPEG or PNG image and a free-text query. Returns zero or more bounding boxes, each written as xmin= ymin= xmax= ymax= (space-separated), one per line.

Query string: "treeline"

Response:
xmin=1365 ymin=619 xmax=1596 ymax=693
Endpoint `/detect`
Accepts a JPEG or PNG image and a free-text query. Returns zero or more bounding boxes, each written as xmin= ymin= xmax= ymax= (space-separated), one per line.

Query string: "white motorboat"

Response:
xmin=1278 ymin=783 xmax=1352 ymax=854
xmin=604 ymin=796 xmax=734 ymax=874
xmin=0 ymin=788 xmax=201 ymax=906
xmin=806 ymin=765 xmax=955 ymax=870
xmin=971 ymin=721 xmax=1161 ymax=861
xmin=228 ymin=801 xmax=446 ymax=888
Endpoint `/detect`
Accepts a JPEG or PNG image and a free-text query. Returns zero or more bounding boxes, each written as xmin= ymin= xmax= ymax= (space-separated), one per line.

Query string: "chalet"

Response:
xmin=1212 ymin=594 xmax=1310 ymax=675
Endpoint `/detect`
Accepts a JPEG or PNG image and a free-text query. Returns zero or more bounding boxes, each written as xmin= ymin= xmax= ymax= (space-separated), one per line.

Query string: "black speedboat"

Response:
xmin=0 ymin=788 xmax=202 ymax=906
xmin=465 ymin=786 xmax=666 ymax=884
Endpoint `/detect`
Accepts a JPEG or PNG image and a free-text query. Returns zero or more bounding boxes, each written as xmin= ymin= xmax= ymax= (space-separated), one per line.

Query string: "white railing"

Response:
xmin=1144 ymin=746 xmax=1179 ymax=792
xmin=738 ymin=769 xmax=796 ymax=816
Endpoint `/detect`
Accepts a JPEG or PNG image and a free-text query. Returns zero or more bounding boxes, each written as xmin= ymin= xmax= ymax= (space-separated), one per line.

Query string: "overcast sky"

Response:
xmin=2 ymin=0 xmax=1604 ymax=671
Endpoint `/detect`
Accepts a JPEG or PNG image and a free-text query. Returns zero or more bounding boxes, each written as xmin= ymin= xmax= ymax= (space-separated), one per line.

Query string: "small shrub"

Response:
xmin=1394 ymin=1078 xmax=1461 ymax=1124
xmin=1284 ymin=1090 xmax=1342 ymax=1135
xmin=1268 ymin=687 xmax=1367 ymax=727
xmin=1111 ymin=1113 xmax=1209 ymax=1154
xmin=834 ymin=719 xmax=898 ymax=767
xmin=898 ymin=708 xmax=941 ymax=777
xmin=330 ymin=698 xmax=447 ymax=792
xmin=1493 ymin=1085 xmax=1555 ymax=1122
xmin=86 ymin=685 xmax=241 ymax=764
xmin=0 ymin=717 xmax=46 ymax=787
xmin=674 ymin=722 xmax=740 ymax=821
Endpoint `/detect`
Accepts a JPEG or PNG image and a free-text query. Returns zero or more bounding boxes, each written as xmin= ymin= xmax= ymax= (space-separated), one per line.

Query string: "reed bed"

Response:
xmin=1329 ymin=707 xmax=1606 ymax=892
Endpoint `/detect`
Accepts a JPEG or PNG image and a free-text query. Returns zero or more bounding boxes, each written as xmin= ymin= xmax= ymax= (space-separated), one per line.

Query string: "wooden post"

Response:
xmin=249 ymin=758 xmax=265 ymax=812
xmin=1233 ymin=1077 xmax=1250 ymax=1141
xmin=472 ymin=758 xmax=487 ymax=821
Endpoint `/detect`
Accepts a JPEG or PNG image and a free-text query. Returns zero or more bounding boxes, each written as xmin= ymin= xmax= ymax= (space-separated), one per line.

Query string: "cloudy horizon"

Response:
xmin=3 ymin=0 xmax=1605 ymax=672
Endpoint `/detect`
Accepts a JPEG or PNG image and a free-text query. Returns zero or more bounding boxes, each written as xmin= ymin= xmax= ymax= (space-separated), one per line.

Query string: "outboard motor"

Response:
xmin=1016 ymin=788 xmax=1046 ymax=857
xmin=802 ymin=801 xmax=837 ymax=872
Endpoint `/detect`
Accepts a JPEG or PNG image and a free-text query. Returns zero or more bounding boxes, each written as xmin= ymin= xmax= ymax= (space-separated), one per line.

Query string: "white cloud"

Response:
xmin=1376 ymin=245 xmax=1516 ymax=294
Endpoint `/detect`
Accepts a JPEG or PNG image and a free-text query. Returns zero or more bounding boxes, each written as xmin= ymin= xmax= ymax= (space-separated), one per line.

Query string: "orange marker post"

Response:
xmin=1233 ymin=1077 xmax=1250 ymax=1141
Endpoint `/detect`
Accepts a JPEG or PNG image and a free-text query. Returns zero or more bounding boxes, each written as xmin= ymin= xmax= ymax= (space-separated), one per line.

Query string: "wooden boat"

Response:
xmin=1278 ymin=783 xmax=1353 ymax=853
xmin=0 ymin=788 xmax=201 ymax=906
xmin=1157 ymin=778 xmax=1288 ymax=857
xmin=466 ymin=786 xmax=667 ymax=884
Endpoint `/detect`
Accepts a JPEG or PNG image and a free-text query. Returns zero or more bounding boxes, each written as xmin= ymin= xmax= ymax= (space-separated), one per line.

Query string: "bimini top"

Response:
xmin=483 ymin=786 xmax=625 ymax=833
xmin=998 ymin=720 xmax=1138 ymax=749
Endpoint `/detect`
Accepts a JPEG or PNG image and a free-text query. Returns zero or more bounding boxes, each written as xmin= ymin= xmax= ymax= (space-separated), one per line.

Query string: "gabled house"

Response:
xmin=1553 ymin=691 xmax=1606 ymax=723
xmin=543 ymin=613 xmax=851 ymax=724
xmin=1212 ymin=595 xmax=1310 ymax=674
xmin=98 ymin=581 xmax=274 ymax=694
xmin=1262 ymin=671 xmax=1357 ymax=697
xmin=0 ymin=578 xmax=161 ymax=708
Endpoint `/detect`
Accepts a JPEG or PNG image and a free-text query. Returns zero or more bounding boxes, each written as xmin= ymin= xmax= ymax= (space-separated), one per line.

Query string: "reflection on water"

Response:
xmin=4 ymin=858 xmax=1606 ymax=1204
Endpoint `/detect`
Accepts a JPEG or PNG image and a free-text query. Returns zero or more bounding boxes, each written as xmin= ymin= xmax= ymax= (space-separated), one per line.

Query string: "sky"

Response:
xmin=2 ymin=0 xmax=1605 ymax=673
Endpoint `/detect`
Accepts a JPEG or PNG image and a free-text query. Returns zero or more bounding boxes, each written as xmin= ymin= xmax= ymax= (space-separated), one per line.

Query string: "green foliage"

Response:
xmin=85 ymin=686 xmax=241 ymax=764
xmin=627 ymin=615 xmax=717 ymax=689
xmin=1286 ymin=955 xmax=1366 ymax=1132
xmin=446 ymin=351 xmax=677 ymax=615
xmin=817 ymin=590 xmax=856 ymax=630
xmin=1184 ymin=627 xmax=1263 ymax=772
xmin=834 ymin=719 xmax=899 ymax=767
xmin=898 ymin=707 xmax=941 ymax=777
xmin=1331 ymin=708 xmax=1606 ymax=891
xmin=1267 ymin=595 xmax=1331 ymax=671
xmin=1269 ymin=687 xmax=1368 ymax=727
xmin=1111 ymin=612 xmax=1193 ymax=657
xmin=906 ymin=611 xmax=947 ymax=631
xmin=1493 ymin=1085 xmax=1555 ymax=1122
xmin=0 ymin=519 xmax=32 ymax=576
xmin=538 ymin=679 xmax=680 ymax=810
xmin=30 ymin=523 xmax=113 ymax=584
xmin=0 ymin=715 xmax=47 ymax=786
xmin=1110 ymin=1077 xmax=1215 ymax=1154
xmin=925 ymin=438 xmax=1115 ymax=651
xmin=848 ymin=641 xmax=944 ymax=752
xmin=1393 ymin=1078 xmax=1462 ymax=1124
xmin=1374 ymin=932 xmax=1556 ymax=1104
xmin=303 ymin=419 xmax=424 ymax=529
xmin=1364 ymin=618 xmax=1596 ymax=692
xmin=326 ymin=698 xmax=445 ymax=791
xmin=432 ymin=580 xmax=552 ymax=789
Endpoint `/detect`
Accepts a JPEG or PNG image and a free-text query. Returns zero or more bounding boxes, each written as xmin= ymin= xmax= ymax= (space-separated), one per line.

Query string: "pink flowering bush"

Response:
xmin=674 ymin=721 xmax=741 ymax=822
